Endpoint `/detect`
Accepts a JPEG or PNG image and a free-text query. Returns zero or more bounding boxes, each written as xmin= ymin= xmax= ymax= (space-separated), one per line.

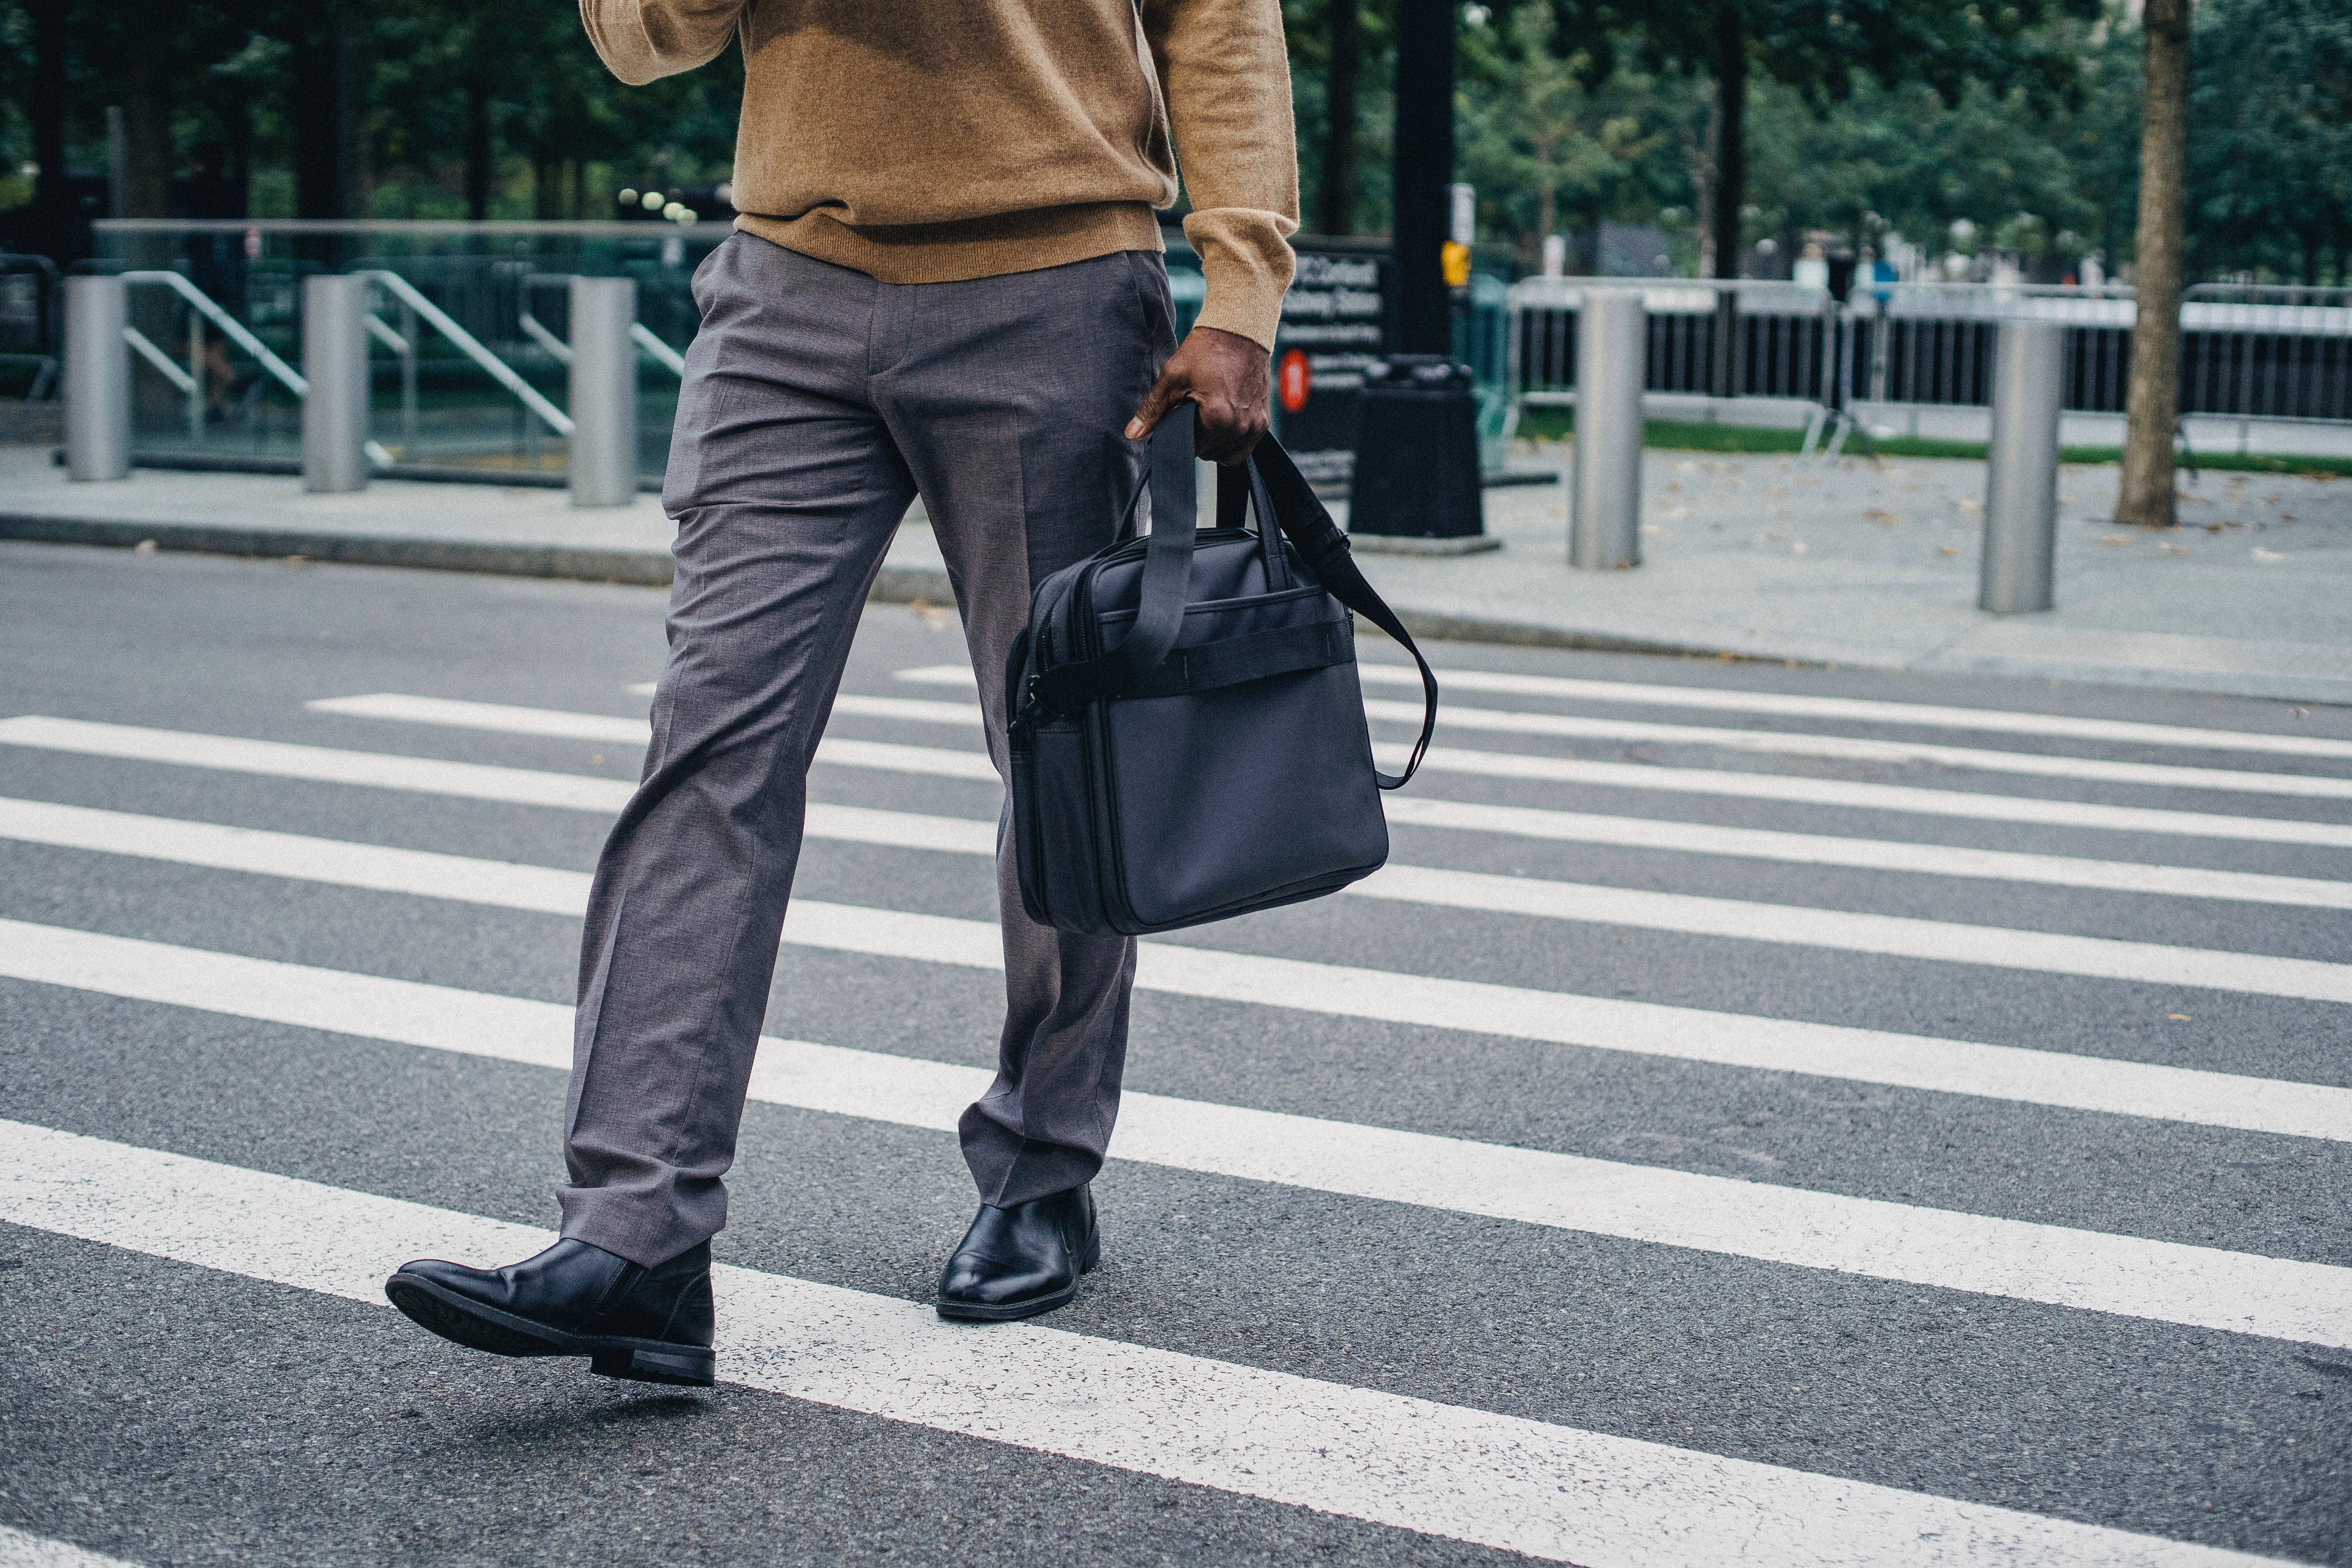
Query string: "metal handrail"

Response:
xmin=520 ymin=272 xmax=688 ymax=375
xmin=122 ymin=326 xmax=197 ymax=394
xmin=120 ymin=269 xmax=306 ymax=396
xmin=357 ymin=269 xmax=573 ymax=437
xmin=632 ymin=323 xmax=686 ymax=375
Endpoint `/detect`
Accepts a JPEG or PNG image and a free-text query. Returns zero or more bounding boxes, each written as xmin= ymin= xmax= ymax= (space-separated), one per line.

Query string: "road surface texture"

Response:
xmin=0 ymin=538 xmax=2347 ymax=1568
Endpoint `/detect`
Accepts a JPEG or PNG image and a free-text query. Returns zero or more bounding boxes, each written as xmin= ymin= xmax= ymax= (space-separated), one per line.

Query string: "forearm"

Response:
xmin=1145 ymin=0 xmax=1300 ymax=349
xmin=579 ymin=0 xmax=746 ymax=85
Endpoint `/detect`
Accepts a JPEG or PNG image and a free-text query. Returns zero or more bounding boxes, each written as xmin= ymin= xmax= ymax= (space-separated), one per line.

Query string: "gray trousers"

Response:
xmin=559 ymin=234 xmax=1172 ymax=1265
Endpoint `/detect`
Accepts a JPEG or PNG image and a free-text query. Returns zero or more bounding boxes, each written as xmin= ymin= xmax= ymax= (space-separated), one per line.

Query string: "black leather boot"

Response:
xmin=384 ymin=1238 xmax=715 ymax=1387
xmin=936 ymin=1183 xmax=1100 ymax=1323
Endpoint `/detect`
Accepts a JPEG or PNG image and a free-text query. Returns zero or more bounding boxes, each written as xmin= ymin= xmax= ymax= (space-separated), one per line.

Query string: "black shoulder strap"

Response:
xmin=1247 ymin=435 xmax=1438 ymax=789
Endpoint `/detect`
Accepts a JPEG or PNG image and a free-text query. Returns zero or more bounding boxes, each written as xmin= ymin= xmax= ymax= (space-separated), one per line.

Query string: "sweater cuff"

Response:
xmin=1182 ymin=208 xmax=1297 ymax=351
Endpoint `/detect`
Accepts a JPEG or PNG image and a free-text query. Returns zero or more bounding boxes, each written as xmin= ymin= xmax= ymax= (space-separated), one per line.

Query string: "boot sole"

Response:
xmin=384 ymin=1270 xmax=715 ymax=1387
xmin=934 ymin=1229 xmax=1101 ymax=1323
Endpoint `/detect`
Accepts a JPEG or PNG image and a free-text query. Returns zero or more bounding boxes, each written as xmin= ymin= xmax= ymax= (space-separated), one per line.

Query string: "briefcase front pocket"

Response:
xmin=1097 ymin=662 xmax=1388 ymax=930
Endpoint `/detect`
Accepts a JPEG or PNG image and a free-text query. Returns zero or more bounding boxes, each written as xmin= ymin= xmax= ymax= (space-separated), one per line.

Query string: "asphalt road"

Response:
xmin=1 ymin=538 xmax=2347 ymax=1568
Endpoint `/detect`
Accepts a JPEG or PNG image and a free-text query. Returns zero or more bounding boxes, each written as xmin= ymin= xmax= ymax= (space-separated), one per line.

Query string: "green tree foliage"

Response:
xmin=0 ymin=0 xmax=744 ymax=247
xmin=1456 ymin=6 xmax=1680 ymax=247
xmin=2186 ymin=0 xmax=2352 ymax=283
xmin=0 ymin=0 xmax=2339 ymax=285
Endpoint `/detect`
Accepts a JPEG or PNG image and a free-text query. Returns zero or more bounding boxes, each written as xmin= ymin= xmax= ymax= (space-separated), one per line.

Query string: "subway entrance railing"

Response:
xmin=87 ymin=219 xmax=719 ymax=483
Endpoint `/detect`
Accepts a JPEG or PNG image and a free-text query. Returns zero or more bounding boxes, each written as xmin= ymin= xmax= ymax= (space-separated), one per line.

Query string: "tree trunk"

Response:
xmin=225 ymin=93 xmax=253 ymax=217
xmin=1684 ymin=108 xmax=1716 ymax=278
xmin=1319 ymin=0 xmax=1362 ymax=236
xmin=2116 ymin=0 xmax=2190 ymax=529
xmin=1707 ymin=4 xmax=1745 ymax=399
xmin=120 ymin=0 xmax=172 ymax=219
xmin=290 ymin=5 xmax=355 ymax=221
xmin=463 ymin=64 xmax=494 ymax=221
xmin=26 ymin=0 xmax=68 ymax=255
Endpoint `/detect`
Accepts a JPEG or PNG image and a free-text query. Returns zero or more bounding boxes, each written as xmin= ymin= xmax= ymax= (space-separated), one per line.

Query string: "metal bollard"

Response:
xmin=568 ymin=276 xmax=639 ymax=508
xmin=1978 ymin=318 xmax=2064 ymax=613
xmin=302 ymin=274 xmax=372 ymax=493
xmin=64 ymin=274 xmax=132 ymax=481
xmin=1569 ymin=290 xmax=1645 ymax=570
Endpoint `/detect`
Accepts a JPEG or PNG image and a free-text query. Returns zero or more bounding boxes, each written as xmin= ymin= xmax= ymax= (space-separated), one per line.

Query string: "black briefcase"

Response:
xmin=1005 ymin=432 xmax=1437 ymax=937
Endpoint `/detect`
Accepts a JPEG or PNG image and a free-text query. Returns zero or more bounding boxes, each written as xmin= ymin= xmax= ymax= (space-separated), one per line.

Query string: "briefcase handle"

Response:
xmin=1029 ymin=430 xmax=1438 ymax=791
xmin=1025 ymin=444 xmax=1202 ymax=721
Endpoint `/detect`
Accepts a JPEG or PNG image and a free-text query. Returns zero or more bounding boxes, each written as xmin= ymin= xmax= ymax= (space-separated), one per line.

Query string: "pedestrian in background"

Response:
xmin=385 ymin=0 xmax=1300 ymax=1387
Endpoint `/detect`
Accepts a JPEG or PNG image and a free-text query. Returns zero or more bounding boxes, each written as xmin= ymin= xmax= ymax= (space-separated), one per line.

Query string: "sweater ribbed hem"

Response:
xmin=735 ymin=203 xmax=1167 ymax=287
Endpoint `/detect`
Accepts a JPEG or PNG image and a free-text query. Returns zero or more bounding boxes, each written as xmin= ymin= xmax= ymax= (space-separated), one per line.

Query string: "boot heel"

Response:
xmin=591 ymin=1344 xmax=716 ymax=1387
xmin=1077 ymin=1228 xmax=1102 ymax=1274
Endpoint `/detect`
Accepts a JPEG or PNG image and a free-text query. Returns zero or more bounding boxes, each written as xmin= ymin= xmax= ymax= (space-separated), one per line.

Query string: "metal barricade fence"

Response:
xmin=1507 ymin=278 xmax=2352 ymax=452
xmin=1510 ymin=278 xmax=1838 ymax=410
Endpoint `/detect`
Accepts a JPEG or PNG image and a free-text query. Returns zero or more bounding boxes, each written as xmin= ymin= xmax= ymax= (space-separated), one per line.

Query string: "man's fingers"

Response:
xmin=1124 ymin=372 xmax=1189 ymax=441
xmin=1192 ymin=398 xmax=1269 ymax=464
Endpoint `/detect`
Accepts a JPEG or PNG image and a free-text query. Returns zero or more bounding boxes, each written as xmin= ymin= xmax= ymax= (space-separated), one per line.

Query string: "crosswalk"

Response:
xmin=3 ymin=602 xmax=2346 ymax=1567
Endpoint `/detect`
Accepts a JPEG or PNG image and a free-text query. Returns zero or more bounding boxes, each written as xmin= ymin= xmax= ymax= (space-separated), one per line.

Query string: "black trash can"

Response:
xmin=1347 ymin=355 xmax=1485 ymax=539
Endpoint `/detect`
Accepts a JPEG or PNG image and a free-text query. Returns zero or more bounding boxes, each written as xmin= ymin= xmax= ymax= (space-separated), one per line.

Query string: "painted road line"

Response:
xmin=896 ymin=659 xmax=2352 ymax=765
xmin=0 ymin=1526 xmax=145 ymax=1568
xmin=13 ymin=706 xmax=2345 ymax=905
xmin=5 ymin=928 xmax=2351 ymax=1351
xmin=287 ymin=696 xmax=2352 ymax=850
xmin=808 ymin=901 xmax=2352 ymax=1141
xmin=7 ymin=791 xmax=2334 ymax=1003
xmin=1378 ymin=796 xmax=2352 ymax=910
xmin=0 ymin=1124 xmax=2287 ymax=1568
xmin=1361 ymin=701 xmax=2352 ymax=800
xmin=308 ymin=691 xmax=985 ymax=740
xmin=5 ymin=807 xmax=2347 ymax=1142
xmin=0 ymin=797 xmax=989 ymax=898
xmin=0 ymin=715 xmax=638 ymax=811
xmin=1346 ymin=863 xmax=2352 ymax=1004
xmin=1376 ymin=744 xmax=2352 ymax=850
xmin=1359 ymin=664 xmax=2352 ymax=762
xmin=0 ymin=716 xmax=998 ymax=801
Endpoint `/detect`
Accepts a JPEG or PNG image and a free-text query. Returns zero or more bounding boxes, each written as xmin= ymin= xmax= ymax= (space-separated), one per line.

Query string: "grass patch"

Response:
xmin=1514 ymin=405 xmax=2352 ymax=477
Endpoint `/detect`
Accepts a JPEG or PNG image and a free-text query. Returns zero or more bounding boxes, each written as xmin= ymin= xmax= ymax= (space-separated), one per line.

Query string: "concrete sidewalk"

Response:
xmin=4 ymin=441 xmax=2347 ymax=704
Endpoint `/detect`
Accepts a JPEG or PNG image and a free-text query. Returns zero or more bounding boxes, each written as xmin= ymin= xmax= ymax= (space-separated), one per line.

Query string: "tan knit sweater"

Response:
xmin=580 ymin=0 xmax=1300 ymax=348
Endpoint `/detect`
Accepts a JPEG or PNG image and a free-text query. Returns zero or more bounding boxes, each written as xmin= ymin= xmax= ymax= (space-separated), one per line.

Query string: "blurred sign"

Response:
xmin=1272 ymin=250 xmax=1394 ymax=488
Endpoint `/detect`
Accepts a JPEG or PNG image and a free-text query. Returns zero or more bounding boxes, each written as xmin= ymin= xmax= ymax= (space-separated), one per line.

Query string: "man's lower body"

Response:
xmin=387 ymin=234 xmax=1175 ymax=1381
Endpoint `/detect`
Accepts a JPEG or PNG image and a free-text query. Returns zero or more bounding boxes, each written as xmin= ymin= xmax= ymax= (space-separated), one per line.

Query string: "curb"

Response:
xmin=0 ymin=507 xmax=1733 ymax=659
xmin=0 ymin=510 xmax=963 ymax=607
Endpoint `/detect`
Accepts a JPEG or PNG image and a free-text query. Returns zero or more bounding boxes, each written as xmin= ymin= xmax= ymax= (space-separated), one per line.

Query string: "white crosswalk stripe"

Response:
xmin=0 ymin=1526 xmax=145 ymax=1568
xmin=1376 ymin=795 xmax=2352 ymax=909
xmin=6 ymin=632 xmax=2348 ymax=1565
xmin=284 ymin=694 xmax=2352 ymax=848
xmin=7 ymin=799 xmax=2347 ymax=1140
xmin=884 ymin=661 xmax=2352 ymax=797
xmin=895 ymin=660 xmax=2352 ymax=761
xmin=0 ymin=1122 xmax=2300 ymax=1568
xmin=18 ymin=705 xmax=2350 ymax=907
xmin=8 ymin=786 xmax=2345 ymax=1002
xmin=1381 ymin=743 xmax=2352 ymax=847
xmin=7 ymin=918 xmax=2348 ymax=1346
